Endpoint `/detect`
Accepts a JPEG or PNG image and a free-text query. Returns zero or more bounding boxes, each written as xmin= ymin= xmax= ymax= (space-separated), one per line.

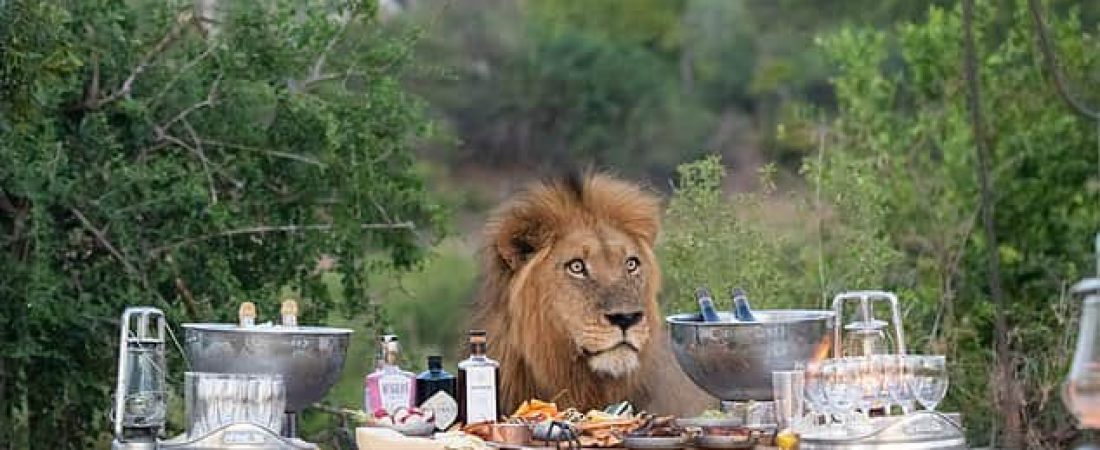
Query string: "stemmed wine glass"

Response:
xmin=856 ymin=356 xmax=885 ymax=417
xmin=882 ymin=355 xmax=915 ymax=414
xmin=821 ymin=358 xmax=862 ymax=425
xmin=803 ymin=361 xmax=828 ymax=419
xmin=906 ymin=355 xmax=949 ymax=411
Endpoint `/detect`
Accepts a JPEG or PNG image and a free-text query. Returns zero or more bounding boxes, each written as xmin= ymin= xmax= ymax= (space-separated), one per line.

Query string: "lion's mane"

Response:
xmin=471 ymin=172 xmax=712 ymax=415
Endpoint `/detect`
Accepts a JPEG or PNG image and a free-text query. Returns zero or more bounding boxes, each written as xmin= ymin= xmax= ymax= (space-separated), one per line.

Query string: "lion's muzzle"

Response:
xmin=605 ymin=312 xmax=644 ymax=331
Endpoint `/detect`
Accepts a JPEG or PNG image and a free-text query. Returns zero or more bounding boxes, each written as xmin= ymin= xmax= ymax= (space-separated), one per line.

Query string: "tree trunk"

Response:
xmin=961 ymin=1 xmax=1025 ymax=447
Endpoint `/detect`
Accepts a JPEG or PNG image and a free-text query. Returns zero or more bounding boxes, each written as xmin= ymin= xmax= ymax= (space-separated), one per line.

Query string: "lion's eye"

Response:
xmin=565 ymin=259 xmax=587 ymax=277
xmin=625 ymin=257 xmax=641 ymax=274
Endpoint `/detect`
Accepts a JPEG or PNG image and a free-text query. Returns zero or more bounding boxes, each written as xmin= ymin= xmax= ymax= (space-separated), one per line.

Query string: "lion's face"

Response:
xmin=480 ymin=173 xmax=664 ymax=384
xmin=541 ymin=226 xmax=658 ymax=377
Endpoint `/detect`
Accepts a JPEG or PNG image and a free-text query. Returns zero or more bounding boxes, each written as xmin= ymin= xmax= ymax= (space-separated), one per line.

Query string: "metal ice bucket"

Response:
xmin=666 ymin=310 xmax=835 ymax=401
xmin=182 ymin=324 xmax=352 ymax=412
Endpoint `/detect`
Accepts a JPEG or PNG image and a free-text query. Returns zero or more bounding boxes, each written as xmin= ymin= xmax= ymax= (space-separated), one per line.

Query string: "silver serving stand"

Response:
xmin=158 ymin=423 xmax=315 ymax=450
xmin=799 ymin=412 xmax=966 ymax=450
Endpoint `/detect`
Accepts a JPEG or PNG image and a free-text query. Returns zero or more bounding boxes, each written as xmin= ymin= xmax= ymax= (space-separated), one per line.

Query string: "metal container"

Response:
xmin=666 ymin=310 xmax=835 ymax=401
xmin=799 ymin=411 xmax=966 ymax=449
xmin=182 ymin=324 xmax=352 ymax=412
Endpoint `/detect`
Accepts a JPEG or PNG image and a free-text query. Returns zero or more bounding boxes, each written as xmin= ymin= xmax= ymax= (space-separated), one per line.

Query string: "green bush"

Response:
xmin=819 ymin=1 xmax=1095 ymax=445
xmin=659 ymin=154 xmax=899 ymax=313
xmin=0 ymin=0 xmax=444 ymax=447
xmin=663 ymin=2 xmax=1099 ymax=446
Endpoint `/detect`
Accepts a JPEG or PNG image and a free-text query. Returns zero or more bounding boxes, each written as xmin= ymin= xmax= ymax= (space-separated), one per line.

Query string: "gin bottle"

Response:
xmin=457 ymin=330 xmax=500 ymax=425
xmin=695 ymin=287 xmax=722 ymax=322
xmin=416 ymin=355 xmax=458 ymax=430
xmin=364 ymin=335 xmax=417 ymax=415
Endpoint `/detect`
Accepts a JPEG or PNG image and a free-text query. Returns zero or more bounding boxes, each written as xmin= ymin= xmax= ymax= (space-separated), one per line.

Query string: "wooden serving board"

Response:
xmin=486 ymin=444 xmax=779 ymax=450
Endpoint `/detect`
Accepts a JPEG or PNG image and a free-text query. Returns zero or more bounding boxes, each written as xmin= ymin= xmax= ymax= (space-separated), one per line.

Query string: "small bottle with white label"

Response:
xmin=457 ymin=330 xmax=500 ymax=425
xmin=239 ymin=302 xmax=256 ymax=327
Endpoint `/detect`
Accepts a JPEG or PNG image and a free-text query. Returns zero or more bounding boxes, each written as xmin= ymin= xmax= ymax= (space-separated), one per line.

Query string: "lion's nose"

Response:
xmin=606 ymin=312 xmax=644 ymax=331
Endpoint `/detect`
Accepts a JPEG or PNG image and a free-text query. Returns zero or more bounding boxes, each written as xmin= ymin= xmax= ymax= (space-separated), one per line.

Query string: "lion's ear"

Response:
xmin=493 ymin=208 xmax=555 ymax=271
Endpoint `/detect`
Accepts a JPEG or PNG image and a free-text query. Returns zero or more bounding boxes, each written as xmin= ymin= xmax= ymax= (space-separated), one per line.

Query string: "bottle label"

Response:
xmin=379 ymin=373 xmax=412 ymax=414
xmin=421 ymin=391 xmax=458 ymax=430
xmin=464 ymin=366 xmax=497 ymax=423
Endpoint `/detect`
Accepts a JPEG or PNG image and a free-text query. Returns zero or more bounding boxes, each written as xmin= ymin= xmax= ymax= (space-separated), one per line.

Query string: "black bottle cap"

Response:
xmin=427 ymin=355 xmax=443 ymax=370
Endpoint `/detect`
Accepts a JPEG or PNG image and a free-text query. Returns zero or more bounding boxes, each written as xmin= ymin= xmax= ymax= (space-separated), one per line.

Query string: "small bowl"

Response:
xmin=386 ymin=421 xmax=436 ymax=437
xmin=490 ymin=423 xmax=532 ymax=445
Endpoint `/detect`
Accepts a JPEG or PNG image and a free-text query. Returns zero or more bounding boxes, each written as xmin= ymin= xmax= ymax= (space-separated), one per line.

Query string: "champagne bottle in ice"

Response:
xmin=731 ymin=287 xmax=757 ymax=322
xmin=695 ymin=287 xmax=722 ymax=322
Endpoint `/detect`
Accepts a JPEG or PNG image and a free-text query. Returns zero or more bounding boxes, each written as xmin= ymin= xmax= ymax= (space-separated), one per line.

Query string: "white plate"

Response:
xmin=674 ymin=417 xmax=743 ymax=428
xmin=695 ymin=434 xmax=753 ymax=449
xmin=622 ymin=435 xmax=689 ymax=449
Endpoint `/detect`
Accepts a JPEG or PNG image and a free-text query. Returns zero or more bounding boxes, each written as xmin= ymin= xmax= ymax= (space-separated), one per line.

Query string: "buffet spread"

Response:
xmin=109 ymin=289 xmax=973 ymax=450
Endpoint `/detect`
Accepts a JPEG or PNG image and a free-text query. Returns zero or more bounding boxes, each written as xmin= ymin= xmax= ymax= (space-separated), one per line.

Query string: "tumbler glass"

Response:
xmin=773 ymin=370 xmax=805 ymax=430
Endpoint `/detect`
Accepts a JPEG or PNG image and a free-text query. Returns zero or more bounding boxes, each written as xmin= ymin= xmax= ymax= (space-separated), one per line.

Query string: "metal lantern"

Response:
xmin=112 ymin=307 xmax=168 ymax=448
xmin=832 ymin=291 xmax=906 ymax=359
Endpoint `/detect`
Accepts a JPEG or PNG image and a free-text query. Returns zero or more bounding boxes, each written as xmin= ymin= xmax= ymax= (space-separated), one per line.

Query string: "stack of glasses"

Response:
xmin=771 ymin=354 xmax=949 ymax=437
xmin=184 ymin=372 xmax=287 ymax=438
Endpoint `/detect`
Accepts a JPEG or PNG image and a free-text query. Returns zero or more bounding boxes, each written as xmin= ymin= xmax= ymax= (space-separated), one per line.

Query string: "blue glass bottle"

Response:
xmin=416 ymin=355 xmax=458 ymax=430
xmin=731 ymin=287 xmax=758 ymax=322
xmin=695 ymin=287 xmax=722 ymax=322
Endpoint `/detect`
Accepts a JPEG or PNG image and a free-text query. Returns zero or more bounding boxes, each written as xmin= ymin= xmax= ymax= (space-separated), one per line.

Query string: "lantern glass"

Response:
xmin=841 ymin=319 xmax=892 ymax=358
xmin=122 ymin=343 xmax=167 ymax=428
xmin=1065 ymin=279 xmax=1100 ymax=428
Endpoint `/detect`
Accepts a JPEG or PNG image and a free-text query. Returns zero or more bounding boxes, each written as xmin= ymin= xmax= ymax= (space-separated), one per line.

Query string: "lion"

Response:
xmin=471 ymin=171 xmax=715 ymax=416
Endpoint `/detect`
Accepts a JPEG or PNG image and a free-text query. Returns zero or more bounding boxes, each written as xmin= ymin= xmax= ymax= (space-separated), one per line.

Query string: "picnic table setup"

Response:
xmin=116 ymin=277 xmax=1100 ymax=450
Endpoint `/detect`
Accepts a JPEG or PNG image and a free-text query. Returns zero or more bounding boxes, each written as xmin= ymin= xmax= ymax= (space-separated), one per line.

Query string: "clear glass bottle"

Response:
xmin=457 ymin=330 xmax=500 ymax=425
xmin=364 ymin=335 xmax=416 ymax=415
xmin=416 ymin=355 xmax=458 ymax=430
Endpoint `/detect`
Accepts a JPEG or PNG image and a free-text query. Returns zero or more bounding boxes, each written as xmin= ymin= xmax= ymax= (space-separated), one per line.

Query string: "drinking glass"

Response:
xmin=821 ymin=358 xmax=860 ymax=421
xmin=907 ymin=355 xmax=949 ymax=411
xmin=854 ymin=356 xmax=884 ymax=416
xmin=804 ymin=361 xmax=828 ymax=416
xmin=773 ymin=370 xmax=805 ymax=430
xmin=885 ymin=355 xmax=915 ymax=414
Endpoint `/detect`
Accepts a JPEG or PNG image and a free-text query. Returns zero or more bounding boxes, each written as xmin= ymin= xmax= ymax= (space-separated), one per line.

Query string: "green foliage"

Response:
xmin=659 ymin=154 xmax=900 ymax=313
xmin=0 ymin=0 xmax=444 ymax=447
xmin=663 ymin=2 xmax=1099 ymax=446
xmin=813 ymin=1 xmax=1099 ymax=446
xmin=406 ymin=0 xmax=713 ymax=180
xmin=525 ymin=0 xmax=687 ymax=54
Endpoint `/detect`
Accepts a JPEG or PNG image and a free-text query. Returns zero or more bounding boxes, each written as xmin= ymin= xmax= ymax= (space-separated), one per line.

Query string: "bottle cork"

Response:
xmin=239 ymin=302 xmax=256 ymax=327
xmin=281 ymin=299 xmax=299 ymax=327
